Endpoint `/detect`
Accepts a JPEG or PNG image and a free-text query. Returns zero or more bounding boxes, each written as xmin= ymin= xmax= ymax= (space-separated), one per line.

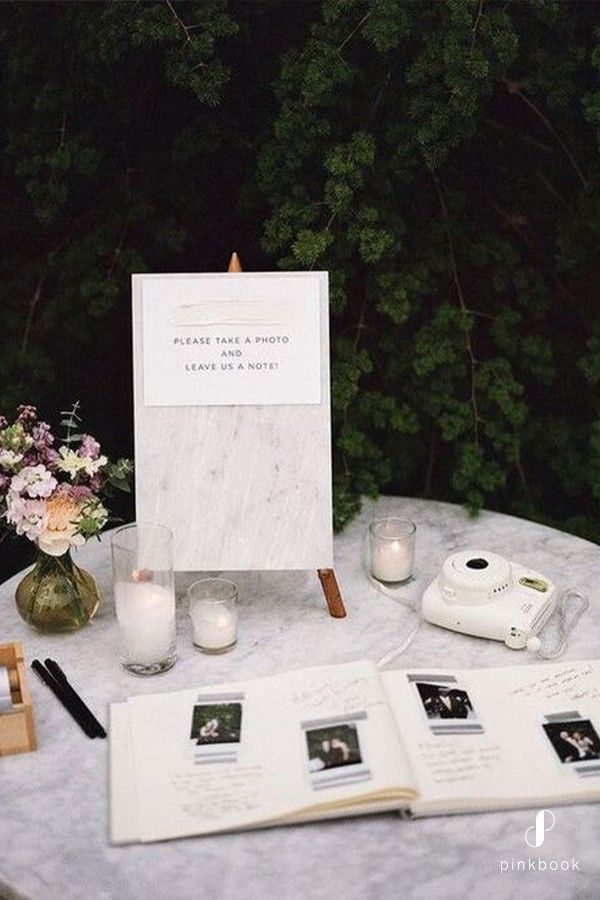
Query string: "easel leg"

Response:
xmin=317 ymin=569 xmax=347 ymax=618
xmin=227 ymin=254 xmax=344 ymax=620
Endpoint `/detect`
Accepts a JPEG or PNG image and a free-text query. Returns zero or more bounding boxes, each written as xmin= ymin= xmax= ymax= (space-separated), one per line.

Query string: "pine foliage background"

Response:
xmin=2 ymin=0 xmax=600 ymax=578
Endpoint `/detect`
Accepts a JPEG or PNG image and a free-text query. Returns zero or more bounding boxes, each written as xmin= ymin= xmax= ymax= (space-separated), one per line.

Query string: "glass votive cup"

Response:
xmin=368 ymin=518 xmax=416 ymax=584
xmin=111 ymin=523 xmax=178 ymax=676
xmin=188 ymin=578 xmax=238 ymax=654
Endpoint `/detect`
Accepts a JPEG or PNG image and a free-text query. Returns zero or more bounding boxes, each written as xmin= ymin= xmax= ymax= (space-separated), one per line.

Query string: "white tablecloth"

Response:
xmin=1 ymin=497 xmax=599 ymax=900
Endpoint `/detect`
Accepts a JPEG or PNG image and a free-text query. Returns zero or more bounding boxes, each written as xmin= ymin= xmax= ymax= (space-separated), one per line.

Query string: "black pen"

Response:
xmin=31 ymin=660 xmax=97 ymax=739
xmin=44 ymin=658 xmax=106 ymax=739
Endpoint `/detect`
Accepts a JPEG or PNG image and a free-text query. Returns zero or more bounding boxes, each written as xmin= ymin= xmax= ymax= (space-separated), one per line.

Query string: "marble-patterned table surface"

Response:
xmin=1 ymin=497 xmax=599 ymax=900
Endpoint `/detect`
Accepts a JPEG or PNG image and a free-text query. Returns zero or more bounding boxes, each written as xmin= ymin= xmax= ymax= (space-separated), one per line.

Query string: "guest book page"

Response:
xmin=381 ymin=660 xmax=600 ymax=815
xmin=110 ymin=661 xmax=415 ymax=844
xmin=110 ymin=659 xmax=600 ymax=844
xmin=132 ymin=272 xmax=332 ymax=571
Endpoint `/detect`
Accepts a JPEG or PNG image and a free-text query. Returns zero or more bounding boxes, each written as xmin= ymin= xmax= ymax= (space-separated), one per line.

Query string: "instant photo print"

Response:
xmin=542 ymin=712 xmax=600 ymax=778
xmin=110 ymin=658 xmax=600 ymax=844
xmin=189 ymin=692 xmax=244 ymax=764
xmin=302 ymin=712 xmax=372 ymax=791
xmin=407 ymin=674 xmax=484 ymax=735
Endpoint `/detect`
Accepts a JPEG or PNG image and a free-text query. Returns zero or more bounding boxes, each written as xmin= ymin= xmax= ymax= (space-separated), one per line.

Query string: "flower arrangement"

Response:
xmin=0 ymin=403 xmax=132 ymax=557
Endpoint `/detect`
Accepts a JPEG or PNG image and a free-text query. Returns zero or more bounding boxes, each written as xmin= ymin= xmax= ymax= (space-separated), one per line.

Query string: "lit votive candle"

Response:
xmin=188 ymin=578 xmax=238 ymax=654
xmin=369 ymin=518 xmax=416 ymax=583
xmin=114 ymin=580 xmax=176 ymax=667
xmin=111 ymin=524 xmax=177 ymax=676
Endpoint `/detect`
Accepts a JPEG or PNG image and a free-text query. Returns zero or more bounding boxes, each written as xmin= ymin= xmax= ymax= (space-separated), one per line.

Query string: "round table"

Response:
xmin=1 ymin=497 xmax=599 ymax=900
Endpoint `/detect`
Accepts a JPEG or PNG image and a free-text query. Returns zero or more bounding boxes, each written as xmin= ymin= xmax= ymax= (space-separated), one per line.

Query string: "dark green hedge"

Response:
xmin=2 ymin=0 xmax=600 ymax=548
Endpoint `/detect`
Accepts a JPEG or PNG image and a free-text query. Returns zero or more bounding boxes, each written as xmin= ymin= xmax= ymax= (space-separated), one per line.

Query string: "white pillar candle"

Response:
xmin=190 ymin=604 xmax=238 ymax=651
xmin=371 ymin=539 xmax=413 ymax=582
xmin=114 ymin=581 xmax=176 ymax=666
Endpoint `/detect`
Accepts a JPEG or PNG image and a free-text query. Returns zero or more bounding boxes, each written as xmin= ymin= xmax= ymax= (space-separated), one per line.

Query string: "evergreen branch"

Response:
xmin=431 ymin=172 xmax=481 ymax=449
xmin=469 ymin=0 xmax=485 ymax=55
xmin=337 ymin=5 xmax=376 ymax=54
xmin=57 ymin=112 xmax=67 ymax=152
xmin=424 ymin=423 xmax=437 ymax=496
xmin=20 ymin=274 xmax=45 ymax=356
xmin=505 ymin=82 xmax=588 ymax=188
xmin=19 ymin=228 xmax=77 ymax=354
xmin=514 ymin=440 xmax=533 ymax=514
xmin=164 ymin=0 xmax=193 ymax=44
xmin=534 ymin=171 xmax=572 ymax=212
xmin=106 ymin=219 xmax=131 ymax=279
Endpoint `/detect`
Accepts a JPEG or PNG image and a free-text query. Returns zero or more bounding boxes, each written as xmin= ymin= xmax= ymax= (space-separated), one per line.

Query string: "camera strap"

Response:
xmin=533 ymin=588 xmax=589 ymax=659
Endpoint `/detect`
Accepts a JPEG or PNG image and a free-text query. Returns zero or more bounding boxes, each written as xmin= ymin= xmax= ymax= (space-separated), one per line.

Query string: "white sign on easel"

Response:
xmin=132 ymin=269 xmax=334 ymax=575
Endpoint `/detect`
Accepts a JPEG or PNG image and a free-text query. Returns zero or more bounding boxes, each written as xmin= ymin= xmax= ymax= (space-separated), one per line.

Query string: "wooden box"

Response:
xmin=0 ymin=642 xmax=37 ymax=756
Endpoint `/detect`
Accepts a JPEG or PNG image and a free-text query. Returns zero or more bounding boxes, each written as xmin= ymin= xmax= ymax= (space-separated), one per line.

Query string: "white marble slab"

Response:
xmin=133 ymin=272 xmax=333 ymax=572
xmin=1 ymin=497 xmax=599 ymax=900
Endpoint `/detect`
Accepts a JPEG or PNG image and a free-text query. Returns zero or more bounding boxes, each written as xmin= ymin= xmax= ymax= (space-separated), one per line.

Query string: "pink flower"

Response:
xmin=54 ymin=483 xmax=92 ymax=501
xmin=5 ymin=496 xmax=49 ymax=540
xmin=78 ymin=434 xmax=101 ymax=461
xmin=16 ymin=405 xmax=37 ymax=428
xmin=10 ymin=465 xmax=57 ymax=499
xmin=69 ymin=485 xmax=92 ymax=500
xmin=32 ymin=421 xmax=54 ymax=452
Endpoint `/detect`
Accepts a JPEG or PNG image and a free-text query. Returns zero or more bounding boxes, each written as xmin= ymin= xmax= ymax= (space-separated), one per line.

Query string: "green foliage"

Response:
xmin=258 ymin=0 xmax=600 ymax=537
xmin=2 ymin=0 xmax=600 ymax=543
xmin=0 ymin=0 xmax=237 ymax=416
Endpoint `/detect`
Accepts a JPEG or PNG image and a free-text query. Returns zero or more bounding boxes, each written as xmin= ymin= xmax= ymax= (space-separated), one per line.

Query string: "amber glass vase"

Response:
xmin=15 ymin=549 xmax=101 ymax=633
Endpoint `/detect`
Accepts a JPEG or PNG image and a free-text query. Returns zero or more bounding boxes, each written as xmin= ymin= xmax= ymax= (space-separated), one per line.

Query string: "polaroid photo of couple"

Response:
xmin=302 ymin=711 xmax=372 ymax=791
xmin=189 ymin=692 xmax=244 ymax=764
xmin=407 ymin=674 xmax=484 ymax=735
xmin=542 ymin=712 xmax=600 ymax=778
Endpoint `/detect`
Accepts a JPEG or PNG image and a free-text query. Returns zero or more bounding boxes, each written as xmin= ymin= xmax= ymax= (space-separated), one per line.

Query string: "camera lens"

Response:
xmin=466 ymin=557 xmax=489 ymax=570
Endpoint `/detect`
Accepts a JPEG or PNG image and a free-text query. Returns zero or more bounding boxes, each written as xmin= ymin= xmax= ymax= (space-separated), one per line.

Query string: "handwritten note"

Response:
xmin=290 ymin=673 xmax=379 ymax=717
xmin=172 ymin=765 xmax=266 ymax=821
xmin=418 ymin=741 xmax=502 ymax=786
xmin=508 ymin=665 xmax=600 ymax=702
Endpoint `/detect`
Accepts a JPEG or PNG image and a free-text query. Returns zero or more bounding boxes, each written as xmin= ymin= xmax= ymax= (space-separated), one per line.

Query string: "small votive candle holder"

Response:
xmin=188 ymin=578 xmax=238 ymax=654
xmin=368 ymin=518 xmax=416 ymax=584
xmin=111 ymin=524 xmax=177 ymax=676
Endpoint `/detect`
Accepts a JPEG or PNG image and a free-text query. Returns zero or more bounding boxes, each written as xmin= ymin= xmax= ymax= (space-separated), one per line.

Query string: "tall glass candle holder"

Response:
xmin=188 ymin=578 xmax=238 ymax=654
xmin=368 ymin=518 xmax=416 ymax=584
xmin=111 ymin=524 xmax=177 ymax=675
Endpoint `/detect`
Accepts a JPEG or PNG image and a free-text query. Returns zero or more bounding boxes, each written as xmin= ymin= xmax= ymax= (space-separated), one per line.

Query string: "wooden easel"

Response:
xmin=227 ymin=252 xmax=347 ymax=618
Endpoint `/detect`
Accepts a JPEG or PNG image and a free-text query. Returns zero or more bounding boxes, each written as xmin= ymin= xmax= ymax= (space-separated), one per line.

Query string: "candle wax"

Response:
xmin=371 ymin=539 xmax=413 ymax=582
xmin=114 ymin=581 xmax=176 ymax=666
xmin=191 ymin=604 xmax=237 ymax=650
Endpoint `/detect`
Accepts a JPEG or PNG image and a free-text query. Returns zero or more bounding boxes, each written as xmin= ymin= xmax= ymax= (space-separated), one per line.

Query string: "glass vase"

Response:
xmin=15 ymin=549 xmax=101 ymax=633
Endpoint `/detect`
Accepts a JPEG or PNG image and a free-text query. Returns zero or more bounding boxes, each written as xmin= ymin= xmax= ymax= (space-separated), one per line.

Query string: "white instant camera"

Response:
xmin=422 ymin=550 xmax=556 ymax=650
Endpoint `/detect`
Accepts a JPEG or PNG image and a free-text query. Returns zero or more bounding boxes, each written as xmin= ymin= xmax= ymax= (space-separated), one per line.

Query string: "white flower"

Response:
xmin=38 ymin=528 xmax=85 ymax=557
xmin=56 ymin=446 xmax=107 ymax=480
xmin=82 ymin=454 xmax=107 ymax=477
xmin=0 ymin=450 xmax=24 ymax=471
xmin=56 ymin=447 xmax=87 ymax=479
xmin=5 ymin=496 xmax=49 ymax=541
xmin=10 ymin=464 xmax=57 ymax=499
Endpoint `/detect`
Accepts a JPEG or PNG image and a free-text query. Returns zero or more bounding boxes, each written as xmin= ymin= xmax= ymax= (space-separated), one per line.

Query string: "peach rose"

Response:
xmin=37 ymin=492 xmax=86 ymax=557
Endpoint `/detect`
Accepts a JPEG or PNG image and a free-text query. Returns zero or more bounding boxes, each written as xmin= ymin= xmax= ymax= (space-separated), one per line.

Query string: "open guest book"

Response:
xmin=110 ymin=658 xmax=600 ymax=842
